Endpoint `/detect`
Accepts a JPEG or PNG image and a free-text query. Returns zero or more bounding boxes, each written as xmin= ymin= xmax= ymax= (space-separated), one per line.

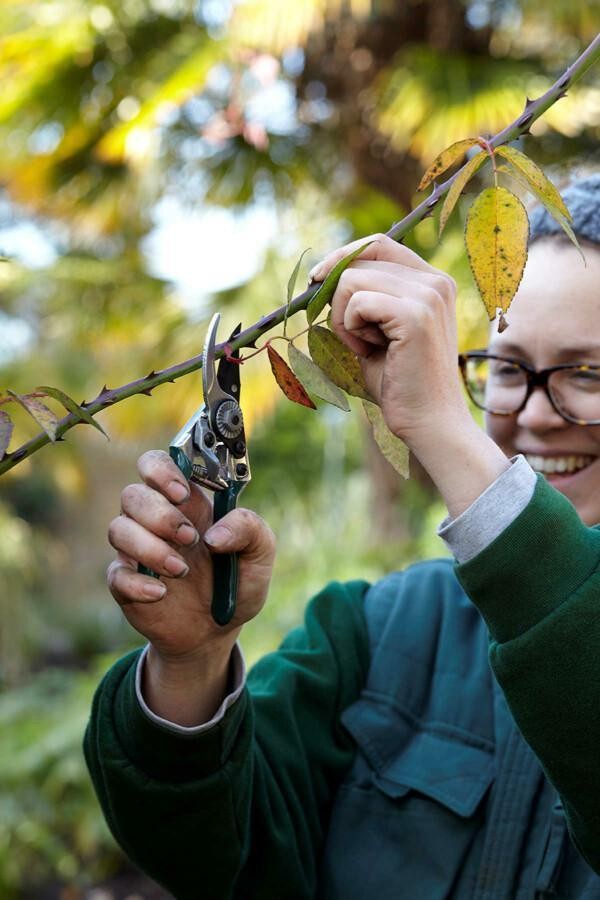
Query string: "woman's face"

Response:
xmin=485 ymin=239 xmax=600 ymax=525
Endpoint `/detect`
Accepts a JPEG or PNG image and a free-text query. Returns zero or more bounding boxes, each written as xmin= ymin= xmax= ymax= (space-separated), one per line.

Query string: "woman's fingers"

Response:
xmin=120 ymin=482 xmax=204 ymax=548
xmin=137 ymin=450 xmax=192 ymax=504
xmin=205 ymin=507 xmax=277 ymax=565
xmin=329 ymin=265 xmax=452 ymax=355
xmin=107 ymin=554 xmax=168 ymax=604
xmin=108 ymin=514 xmax=192 ymax=579
xmin=310 ymin=233 xmax=446 ymax=281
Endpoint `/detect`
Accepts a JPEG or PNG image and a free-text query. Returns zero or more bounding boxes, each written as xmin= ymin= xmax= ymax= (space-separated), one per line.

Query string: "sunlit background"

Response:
xmin=0 ymin=0 xmax=599 ymax=896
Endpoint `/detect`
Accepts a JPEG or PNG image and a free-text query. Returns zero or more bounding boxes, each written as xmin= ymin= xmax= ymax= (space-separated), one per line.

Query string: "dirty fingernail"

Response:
xmin=169 ymin=481 xmax=189 ymax=503
xmin=204 ymin=525 xmax=230 ymax=548
xmin=143 ymin=582 xmax=166 ymax=599
xmin=177 ymin=523 xmax=199 ymax=546
xmin=165 ymin=555 xmax=189 ymax=577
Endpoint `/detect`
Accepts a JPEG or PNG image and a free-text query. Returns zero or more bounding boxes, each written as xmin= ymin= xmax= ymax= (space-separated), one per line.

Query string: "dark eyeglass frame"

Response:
xmin=458 ymin=350 xmax=600 ymax=426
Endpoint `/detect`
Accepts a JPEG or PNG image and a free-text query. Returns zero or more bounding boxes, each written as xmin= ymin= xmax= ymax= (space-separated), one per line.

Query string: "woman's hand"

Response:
xmin=106 ymin=450 xmax=276 ymax=725
xmin=311 ymin=234 xmax=510 ymax=516
xmin=312 ymin=233 xmax=467 ymax=447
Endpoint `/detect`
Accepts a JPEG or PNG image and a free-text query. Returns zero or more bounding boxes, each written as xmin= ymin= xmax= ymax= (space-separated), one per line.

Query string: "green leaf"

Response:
xmin=307 ymin=326 xmax=371 ymax=401
xmin=0 ymin=410 xmax=13 ymax=459
xmin=439 ymin=151 xmax=488 ymax=236
xmin=465 ymin=186 xmax=529 ymax=320
xmin=36 ymin=386 xmax=109 ymax=439
xmin=496 ymin=156 xmax=584 ymax=260
xmin=7 ymin=391 xmax=60 ymax=441
xmin=284 ymin=247 xmax=311 ymax=336
xmin=418 ymin=138 xmax=481 ymax=191
xmin=267 ymin=345 xmax=316 ymax=409
xmin=288 ymin=344 xmax=350 ymax=412
xmin=306 ymin=241 xmax=375 ymax=325
xmin=363 ymin=400 xmax=410 ymax=478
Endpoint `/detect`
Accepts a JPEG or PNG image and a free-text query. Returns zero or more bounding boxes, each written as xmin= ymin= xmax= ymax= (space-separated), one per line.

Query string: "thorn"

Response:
xmin=518 ymin=112 xmax=533 ymax=129
xmin=145 ymin=371 xmax=158 ymax=380
xmin=140 ymin=389 xmax=154 ymax=396
xmin=557 ymin=90 xmax=568 ymax=100
xmin=524 ymin=96 xmax=536 ymax=111
xmin=557 ymin=75 xmax=570 ymax=90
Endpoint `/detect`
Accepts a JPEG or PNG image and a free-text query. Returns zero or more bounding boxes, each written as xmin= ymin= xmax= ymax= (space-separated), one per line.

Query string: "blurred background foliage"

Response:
xmin=0 ymin=0 xmax=599 ymax=895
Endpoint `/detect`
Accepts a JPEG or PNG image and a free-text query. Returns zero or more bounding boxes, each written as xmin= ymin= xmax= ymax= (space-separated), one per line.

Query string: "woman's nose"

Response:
xmin=515 ymin=386 xmax=569 ymax=431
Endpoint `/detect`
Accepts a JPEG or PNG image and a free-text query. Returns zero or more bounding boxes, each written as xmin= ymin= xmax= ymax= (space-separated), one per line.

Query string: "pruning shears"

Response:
xmin=139 ymin=313 xmax=250 ymax=626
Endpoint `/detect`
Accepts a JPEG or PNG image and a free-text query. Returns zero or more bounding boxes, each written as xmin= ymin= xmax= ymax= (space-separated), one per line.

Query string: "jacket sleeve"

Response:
xmin=83 ymin=579 xmax=370 ymax=900
xmin=455 ymin=475 xmax=600 ymax=874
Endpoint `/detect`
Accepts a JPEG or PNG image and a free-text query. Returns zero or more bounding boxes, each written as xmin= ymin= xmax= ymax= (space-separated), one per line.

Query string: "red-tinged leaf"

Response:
xmin=306 ymin=241 xmax=375 ymax=325
xmin=0 ymin=410 xmax=13 ymax=458
xmin=418 ymin=139 xmax=481 ymax=192
xmin=36 ymin=385 xmax=109 ymax=439
xmin=267 ymin=345 xmax=316 ymax=409
xmin=439 ymin=151 xmax=488 ymax=235
xmin=7 ymin=390 xmax=60 ymax=441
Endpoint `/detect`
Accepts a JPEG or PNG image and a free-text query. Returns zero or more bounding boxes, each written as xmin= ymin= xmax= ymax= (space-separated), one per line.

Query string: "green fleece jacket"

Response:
xmin=84 ymin=477 xmax=600 ymax=897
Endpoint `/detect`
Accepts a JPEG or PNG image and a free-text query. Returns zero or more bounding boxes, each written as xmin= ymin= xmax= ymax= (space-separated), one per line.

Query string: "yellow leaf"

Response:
xmin=494 ymin=146 xmax=571 ymax=220
xmin=363 ymin=401 xmax=409 ymax=478
xmin=465 ymin=187 xmax=529 ymax=320
xmin=496 ymin=154 xmax=584 ymax=260
xmin=439 ymin=151 xmax=488 ymax=236
xmin=36 ymin=386 xmax=109 ymax=439
xmin=7 ymin=390 xmax=59 ymax=441
xmin=418 ymin=138 xmax=480 ymax=191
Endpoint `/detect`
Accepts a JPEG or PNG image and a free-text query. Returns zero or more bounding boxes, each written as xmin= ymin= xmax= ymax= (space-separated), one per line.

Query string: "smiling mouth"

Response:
xmin=523 ymin=454 xmax=596 ymax=475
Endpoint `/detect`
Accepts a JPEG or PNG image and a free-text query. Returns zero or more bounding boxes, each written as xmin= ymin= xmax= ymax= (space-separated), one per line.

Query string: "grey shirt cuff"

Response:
xmin=438 ymin=454 xmax=536 ymax=563
xmin=135 ymin=642 xmax=246 ymax=734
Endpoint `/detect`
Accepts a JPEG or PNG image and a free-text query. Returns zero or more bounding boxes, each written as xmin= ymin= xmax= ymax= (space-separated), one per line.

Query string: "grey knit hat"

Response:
xmin=529 ymin=172 xmax=600 ymax=246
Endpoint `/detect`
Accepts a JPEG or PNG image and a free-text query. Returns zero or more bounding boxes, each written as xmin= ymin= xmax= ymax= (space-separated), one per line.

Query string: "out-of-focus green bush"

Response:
xmin=0 ymin=658 xmax=122 ymax=897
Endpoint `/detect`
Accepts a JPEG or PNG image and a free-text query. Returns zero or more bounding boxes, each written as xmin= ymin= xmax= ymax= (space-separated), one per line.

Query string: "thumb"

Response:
xmin=204 ymin=508 xmax=276 ymax=564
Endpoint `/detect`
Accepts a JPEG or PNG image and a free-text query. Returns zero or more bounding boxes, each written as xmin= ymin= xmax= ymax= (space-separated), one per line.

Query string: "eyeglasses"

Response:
xmin=458 ymin=351 xmax=600 ymax=426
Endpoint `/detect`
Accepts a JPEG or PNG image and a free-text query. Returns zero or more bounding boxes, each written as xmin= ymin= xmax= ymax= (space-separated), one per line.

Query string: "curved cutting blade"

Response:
xmin=202 ymin=312 xmax=221 ymax=404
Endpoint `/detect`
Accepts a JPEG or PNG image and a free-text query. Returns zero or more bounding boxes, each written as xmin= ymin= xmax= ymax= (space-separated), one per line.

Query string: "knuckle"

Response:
xmin=107 ymin=517 xmax=122 ymax=549
xmin=121 ymin=483 xmax=141 ymax=509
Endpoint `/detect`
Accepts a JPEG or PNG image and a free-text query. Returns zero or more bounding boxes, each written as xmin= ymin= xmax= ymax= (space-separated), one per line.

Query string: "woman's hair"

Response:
xmin=529 ymin=172 xmax=600 ymax=247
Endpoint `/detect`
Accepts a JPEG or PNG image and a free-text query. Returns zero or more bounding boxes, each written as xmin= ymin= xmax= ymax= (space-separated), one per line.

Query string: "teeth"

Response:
xmin=525 ymin=454 xmax=594 ymax=475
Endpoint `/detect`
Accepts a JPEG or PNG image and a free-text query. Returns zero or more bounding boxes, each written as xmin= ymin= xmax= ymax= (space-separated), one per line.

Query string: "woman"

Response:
xmin=86 ymin=174 xmax=600 ymax=898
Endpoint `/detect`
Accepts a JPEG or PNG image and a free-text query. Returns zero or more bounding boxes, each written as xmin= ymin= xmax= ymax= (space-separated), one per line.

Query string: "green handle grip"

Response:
xmin=211 ymin=481 xmax=244 ymax=626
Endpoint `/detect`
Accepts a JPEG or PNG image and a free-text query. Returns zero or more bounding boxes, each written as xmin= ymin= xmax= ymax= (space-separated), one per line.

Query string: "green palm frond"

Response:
xmin=373 ymin=45 xmax=599 ymax=166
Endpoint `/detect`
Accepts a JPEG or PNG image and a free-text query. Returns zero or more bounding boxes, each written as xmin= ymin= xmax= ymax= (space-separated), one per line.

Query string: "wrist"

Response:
xmin=144 ymin=639 xmax=237 ymax=727
xmin=407 ymin=414 xmax=511 ymax=520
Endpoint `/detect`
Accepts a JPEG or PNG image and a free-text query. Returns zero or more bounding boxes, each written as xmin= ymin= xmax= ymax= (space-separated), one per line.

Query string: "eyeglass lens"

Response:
xmin=463 ymin=357 xmax=600 ymax=424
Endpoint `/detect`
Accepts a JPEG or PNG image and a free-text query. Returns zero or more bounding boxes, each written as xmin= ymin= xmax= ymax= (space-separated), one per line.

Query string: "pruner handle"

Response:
xmin=211 ymin=481 xmax=244 ymax=626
